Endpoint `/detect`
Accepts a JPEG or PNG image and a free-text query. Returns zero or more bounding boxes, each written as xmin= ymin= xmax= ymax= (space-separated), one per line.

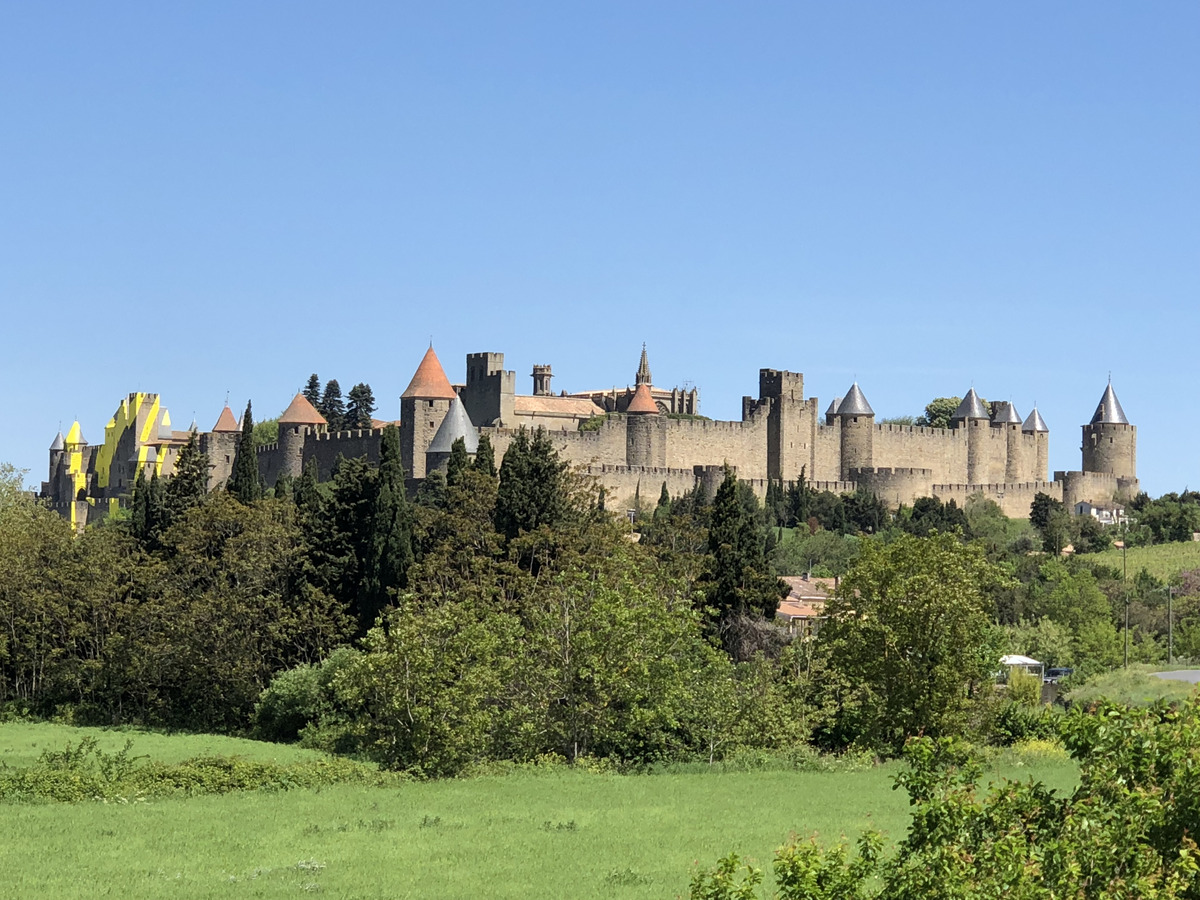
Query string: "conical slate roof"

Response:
xmin=1022 ymin=407 xmax=1049 ymax=434
xmin=825 ymin=397 xmax=842 ymax=418
xmin=279 ymin=392 xmax=328 ymax=426
xmin=65 ymin=421 xmax=85 ymax=445
xmin=991 ymin=401 xmax=1022 ymax=425
xmin=50 ymin=431 xmax=65 ymax=451
xmin=1090 ymin=383 xmax=1129 ymax=425
xmin=402 ymin=346 xmax=457 ymax=400
xmin=157 ymin=409 xmax=173 ymax=440
xmin=428 ymin=395 xmax=479 ymax=454
xmin=952 ymin=388 xmax=989 ymax=421
xmin=627 ymin=382 xmax=660 ymax=414
xmin=836 ymin=383 xmax=874 ymax=417
xmin=212 ymin=405 xmax=240 ymax=433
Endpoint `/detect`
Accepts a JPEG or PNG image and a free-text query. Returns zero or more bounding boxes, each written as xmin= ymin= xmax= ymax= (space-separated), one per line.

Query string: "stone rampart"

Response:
xmin=848 ymin=467 xmax=935 ymax=509
xmin=933 ymin=480 xmax=1063 ymax=518
xmin=580 ymin=464 xmax=699 ymax=509
xmin=662 ymin=416 xmax=768 ymax=479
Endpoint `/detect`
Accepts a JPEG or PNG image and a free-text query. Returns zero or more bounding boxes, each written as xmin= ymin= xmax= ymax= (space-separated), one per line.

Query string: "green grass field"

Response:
xmin=0 ymin=723 xmax=1078 ymax=899
xmin=1093 ymin=540 xmax=1200 ymax=581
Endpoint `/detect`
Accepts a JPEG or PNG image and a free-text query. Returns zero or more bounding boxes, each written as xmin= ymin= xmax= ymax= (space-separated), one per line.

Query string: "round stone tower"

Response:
xmin=991 ymin=401 xmax=1024 ymax=483
xmin=1022 ymin=406 xmax=1049 ymax=482
xmin=1082 ymin=382 xmax=1136 ymax=478
xmin=837 ymin=383 xmax=874 ymax=480
xmin=951 ymin=388 xmax=990 ymax=484
xmin=625 ymin=383 xmax=665 ymax=467
xmin=277 ymin=392 xmax=328 ymax=480
xmin=400 ymin=346 xmax=458 ymax=480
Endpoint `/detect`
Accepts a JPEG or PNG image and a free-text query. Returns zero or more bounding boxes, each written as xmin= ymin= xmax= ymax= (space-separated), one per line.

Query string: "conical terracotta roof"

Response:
xmin=401 ymin=347 xmax=457 ymax=400
xmin=212 ymin=405 xmax=240 ymax=432
xmin=627 ymin=382 xmax=660 ymax=414
xmin=279 ymin=392 xmax=328 ymax=426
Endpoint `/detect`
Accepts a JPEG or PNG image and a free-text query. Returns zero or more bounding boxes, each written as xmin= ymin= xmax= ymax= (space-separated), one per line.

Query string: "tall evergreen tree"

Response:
xmin=364 ymin=425 xmax=414 ymax=632
xmin=164 ymin=431 xmax=209 ymax=526
xmin=446 ymin=436 xmax=470 ymax=489
xmin=228 ymin=401 xmax=262 ymax=503
xmin=473 ymin=433 xmax=496 ymax=477
xmin=303 ymin=374 xmax=321 ymax=407
xmin=346 ymin=383 xmax=377 ymax=429
xmin=495 ymin=427 xmax=569 ymax=540
xmin=320 ymin=380 xmax=346 ymax=431
xmin=131 ymin=468 xmax=166 ymax=547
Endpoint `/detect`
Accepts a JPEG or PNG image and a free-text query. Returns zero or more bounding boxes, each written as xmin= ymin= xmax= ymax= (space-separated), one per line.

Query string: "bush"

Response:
xmin=991 ymin=701 xmax=1060 ymax=746
xmin=254 ymin=648 xmax=358 ymax=743
xmin=1006 ymin=667 xmax=1043 ymax=707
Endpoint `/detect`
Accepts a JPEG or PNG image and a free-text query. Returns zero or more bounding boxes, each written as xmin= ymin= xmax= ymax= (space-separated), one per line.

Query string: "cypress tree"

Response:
xmin=228 ymin=401 xmax=262 ymax=503
xmin=303 ymin=374 xmax=321 ymax=407
xmin=495 ymin=427 xmax=568 ymax=539
xmin=164 ymin=431 xmax=209 ymax=526
xmin=446 ymin=436 xmax=470 ymax=488
xmin=131 ymin=468 xmax=148 ymax=539
xmin=473 ymin=433 xmax=496 ymax=477
xmin=346 ymin=382 xmax=377 ymax=429
xmin=364 ymin=425 xmax=413 ymax=632
xmin=658 ymin=482 xmax=671 ymax=510
xmin=320 ymin=380 xmax=346 ymax=431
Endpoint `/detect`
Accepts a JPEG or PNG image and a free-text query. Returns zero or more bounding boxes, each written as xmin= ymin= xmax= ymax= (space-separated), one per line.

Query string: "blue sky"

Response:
xmin=2 ymin=3 xmax=1196 ymax=495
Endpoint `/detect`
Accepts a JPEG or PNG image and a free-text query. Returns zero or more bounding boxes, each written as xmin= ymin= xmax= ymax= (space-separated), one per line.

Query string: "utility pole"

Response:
xmin=1117 ymin=526 xmax=1128 ymax=668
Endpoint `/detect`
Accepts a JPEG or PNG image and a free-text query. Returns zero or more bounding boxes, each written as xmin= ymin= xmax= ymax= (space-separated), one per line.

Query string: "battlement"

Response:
xmin=848 ymin=467 xmax=933 ymax=478
xmin=313 ymin=428 xmax=384 ymax=442
xmin=932 ymin=480 xmax=1059 ymax=493
xmin=875 ymin=423 xmax=961 ymax=438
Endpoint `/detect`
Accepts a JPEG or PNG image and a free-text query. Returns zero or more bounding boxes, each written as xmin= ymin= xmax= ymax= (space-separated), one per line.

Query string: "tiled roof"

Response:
xmin=279 ymin=393 xmax=328 ymax=426
xmin=212 ymin=405 xmax=240 ymax=433
xmin=626 ymin=383 xmax=660 ymax=414
xmin=514 ymin=396 xmax=606 ymax=417
xmin=401 ymin=347 xmax=457 ymax=400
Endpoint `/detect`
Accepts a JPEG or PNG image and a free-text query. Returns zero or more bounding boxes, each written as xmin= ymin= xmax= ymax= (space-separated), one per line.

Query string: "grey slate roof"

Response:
xmin=952 ymin=388 xmax=989 ymax=421
xmin=836 ymin=383 xmax=874 ymax=417
xmin=825 ymin=397 xmax=842 ymax=418
xmin=50 ymin=432 xmax=65 ymax=452
xmin=428 ymin=395 xmax=479 ymax=454
xmin=1022 ymin=407 xmax=1049 ymax=434
xmin=1090 ymin=383 xmax=1129 ymax=425
xmin=991 ymin=401 xmax=1022 ymax=425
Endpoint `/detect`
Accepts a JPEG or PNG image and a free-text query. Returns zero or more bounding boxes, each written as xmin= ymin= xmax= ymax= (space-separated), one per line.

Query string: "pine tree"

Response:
xmin=303 ymin=374 xmax=321 ymax=407
xmin=131 ymin=467 xmax=166 ymax=547
xmin=473 ymin=433 xmax=496 ymax=477
xmin=320 ymin=380 xmax=345 ymax=431
xmin=228 ymin=401 xmax=262 ymax=503
xmin=446 ymin=436 xmax=470 ymax=488
xmin=364 ymin=425 xmax=413 ymax=632
xmin=346 ymin=382 xmax=377 ymax=429
xmin=164 ymin=431 xmax=209 ymax=526
xmin=495 ymin=427 xmax=569 ymax=540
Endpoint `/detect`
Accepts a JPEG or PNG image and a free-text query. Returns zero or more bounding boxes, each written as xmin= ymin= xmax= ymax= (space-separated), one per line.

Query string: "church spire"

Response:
xmin=635 ymin=343 xmax=652 ymax=386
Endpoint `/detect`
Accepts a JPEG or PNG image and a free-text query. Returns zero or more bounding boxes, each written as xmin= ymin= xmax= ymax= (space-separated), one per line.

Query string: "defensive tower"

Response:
xmin=837 ymin=383 xmax=875 ymax=479
xmin=400 ymin=346 xmax=457 ymax=480
xmin=952 ymin=388 xmax=990 ymax=484
xmin=1082 ymin=382 xmax=1137 ymax=480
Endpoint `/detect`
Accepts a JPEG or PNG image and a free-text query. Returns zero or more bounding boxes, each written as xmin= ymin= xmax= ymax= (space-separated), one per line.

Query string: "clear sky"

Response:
xmin=2 ymin=3 xmax=1196 ymax=495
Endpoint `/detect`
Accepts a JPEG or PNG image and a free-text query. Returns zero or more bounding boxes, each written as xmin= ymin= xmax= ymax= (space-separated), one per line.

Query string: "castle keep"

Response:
xmin=42 ymin=347 xmax=1138 ymax=528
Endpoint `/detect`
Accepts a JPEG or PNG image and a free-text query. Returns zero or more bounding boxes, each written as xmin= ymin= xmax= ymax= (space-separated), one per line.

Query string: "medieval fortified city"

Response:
xmin=43 ymin=344 xmax=1138 ymax=529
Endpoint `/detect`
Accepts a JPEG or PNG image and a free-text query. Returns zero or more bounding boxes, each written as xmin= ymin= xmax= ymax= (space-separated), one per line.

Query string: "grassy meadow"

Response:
xmin=0 ymin=723 xmax=1079 ymax=900
xmin=1093 ymin=540 xmax=1200 ymax=581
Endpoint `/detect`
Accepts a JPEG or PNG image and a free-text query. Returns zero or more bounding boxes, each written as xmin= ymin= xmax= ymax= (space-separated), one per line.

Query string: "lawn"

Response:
xmin=0 ymin=723 xmax=1078 ymax=900
xmin=1092 ymin=540 xmax=1200 ymax=581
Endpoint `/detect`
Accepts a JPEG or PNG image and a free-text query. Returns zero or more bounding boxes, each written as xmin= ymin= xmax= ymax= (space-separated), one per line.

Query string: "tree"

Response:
xmin=320 ymin=380 xmax=345 ymax=431
xmin=363 ymin=425 xmax=414 ymax=633
xmin=303 ymin=374 xmax=321 ymax=408
xmin=445 ymin=436 xmax=470 ymax=489
xmin=903 ymin=496 xmax=967 ymax=537
xmin=473 ymin=433 xmax=496 ymax=477
xmin=916 ymin=397 xmax=961 ymax=429
xmin=703 ymin=468 xmax=789 ymax=654
xmin=227 ymin=401 xmax=262 ymax=503
xmin=164 ymin=431 xmax=208 ymax=525
xmin=816 ymin=531 xmax=1005 ymax=752
xmin=495 ymin=428 xmax=570 ymax=540
xmin=346 ymin=382 xmax=377 ymax=429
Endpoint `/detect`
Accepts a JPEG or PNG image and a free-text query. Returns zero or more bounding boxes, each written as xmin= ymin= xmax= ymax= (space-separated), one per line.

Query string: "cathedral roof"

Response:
xmin=626 ymin=382 xmax=660 ymax=414
xmin=1090 ymin=383 xmax=1129 ymax=425
xmin=50 ymin=431 xmax=65 ymax=451
xmin=991 ymin=401 xmax=1022 ymax=425
xmin=1022 ymin=406 xmax=1049 ymax=434
xmin=428 ymin=395 xmax=479 ymax=454
xmin=952 ymin=388 xmax=989 ymax=421
xmin=402 ymin=346 xmax=457 ymax=400
xmin=212 ymin=405 xmax=240 ymax=433
xmin=635 ymin=343 xmax=653 ymax=386
xmin=278 ymin=393 xmax=328 ymax=426
xmin=836 ymin=383 xmax=874 ymax=417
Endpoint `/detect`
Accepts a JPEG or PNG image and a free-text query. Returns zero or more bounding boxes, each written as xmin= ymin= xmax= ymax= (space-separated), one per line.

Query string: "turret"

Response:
xmin=531 ymin=364 xmax=553 ymax=397
xmin=991 ymin=401 xmax=1024 ymax=483
xmin=400 ymin=346 xmax=458 ymax=480
xmin=277 ymin=392 xmax=328 ymax=480
xmin=625 ymin=383 xmax=666 ymax=467
xmin=951 ymin=388 xmax=989 ymax=484
xmin=1022 ymin=406 xmax=1049 ymax=481
xmin=837 ymin=383 xmax=874 ymax=479
xmin=49 ymin=430 xmax=65 ymax=477
xmin=1082 ymin=382 xmax=1136 ymax=480
xmin=426 ymin=394 xmax=479 ymax=474
xmin=824 ymin=397 xmax=842 ymax=427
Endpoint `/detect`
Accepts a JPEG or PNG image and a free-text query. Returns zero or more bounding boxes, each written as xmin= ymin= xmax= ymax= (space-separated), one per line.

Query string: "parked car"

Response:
xmin=1044 ymin=667 xmax=1074 ymax=684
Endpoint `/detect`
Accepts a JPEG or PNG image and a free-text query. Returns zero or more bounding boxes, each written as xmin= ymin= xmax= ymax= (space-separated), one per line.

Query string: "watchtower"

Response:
xmin=837 ymin=383 xmax=875 ymax=479
xmin=400 ymin=346 xmax=457 ymax=480
xmin=1082 ymin=382 xmax=1136 ymax=480
xmin=951 ymin=388 xmax=990 ymax=484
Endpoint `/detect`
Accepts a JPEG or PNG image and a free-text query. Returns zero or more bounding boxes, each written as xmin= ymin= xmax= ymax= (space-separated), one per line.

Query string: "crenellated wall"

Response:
xmin=662 ymin=415 xmax=769 ymax=478
xmin=933 ymin=480 xmax=1064 ymax=518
